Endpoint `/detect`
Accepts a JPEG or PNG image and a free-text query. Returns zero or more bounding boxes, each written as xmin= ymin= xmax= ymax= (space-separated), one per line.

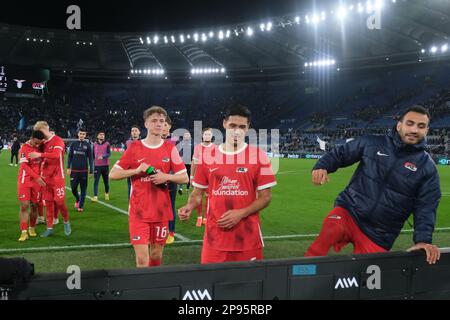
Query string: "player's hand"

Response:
xmin=28 ymin=152 xmax=41 ymax=159
xmin=67 ymin=169 xmax=71 ymax=176
xmin=135 ymin=163 xmax=150 ymax=174
xmin=407 ymin=243 xmax=441 ymax=264
xmin=35 ymin=177 xmax=46 ymax=187
xmin=98 ymin=156 xmax=103 ymax=160
xmin=312 ymin=169 xmax=329 ymax=185
xmin=217 ymin=209 xmax=245 ymax=230
xmin=178 ymin=205 xmax=193 ymax=221
xmin=149 ymin=171 xmax=169 ymax=185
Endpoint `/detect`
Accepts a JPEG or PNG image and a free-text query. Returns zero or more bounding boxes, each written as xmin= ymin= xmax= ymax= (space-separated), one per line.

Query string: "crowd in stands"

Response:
xmin=1 ymin=64 xmax=450 ymax=161
xmin=279 ymin=127 xmax=450 ymax=156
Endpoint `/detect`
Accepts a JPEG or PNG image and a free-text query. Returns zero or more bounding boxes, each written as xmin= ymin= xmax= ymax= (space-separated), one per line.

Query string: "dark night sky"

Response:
xmin=0 ymin=0 xmax=313 ymax=32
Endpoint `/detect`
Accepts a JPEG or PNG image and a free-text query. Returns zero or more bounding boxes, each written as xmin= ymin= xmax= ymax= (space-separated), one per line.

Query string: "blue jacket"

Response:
xmin=68 ymin=140 xmax=94 ymax=173
xmin=313 ymin=129 xmax=441 ymax=250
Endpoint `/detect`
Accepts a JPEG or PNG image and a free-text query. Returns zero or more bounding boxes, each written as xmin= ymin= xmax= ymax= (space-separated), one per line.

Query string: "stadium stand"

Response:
xmin=1 ymin=64 xmax=449 ymax=160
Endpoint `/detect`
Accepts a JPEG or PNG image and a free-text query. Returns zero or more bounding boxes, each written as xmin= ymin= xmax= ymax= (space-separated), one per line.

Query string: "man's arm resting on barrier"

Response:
xmin=407 ymin=243 xmax=440 ymax=265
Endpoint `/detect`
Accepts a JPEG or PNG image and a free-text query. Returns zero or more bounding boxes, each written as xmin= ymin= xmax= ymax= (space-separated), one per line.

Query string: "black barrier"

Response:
xmin=0 ymin=257 xmax=34 ymax=300
xmin=3 ymin=249 xmax=450 ymax=300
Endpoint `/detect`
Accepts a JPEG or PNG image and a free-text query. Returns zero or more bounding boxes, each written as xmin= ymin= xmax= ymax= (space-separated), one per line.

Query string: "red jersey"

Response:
xmin=192 ymin=143 xmax=277 ymax=251
xmin=41 ymin=134 xmax=65 ymax=181
xmin=192 ymin=143 xmax=217 ymax=165
xmin=18 ymin=142 xmax=42 ymax=186
xmin=115 ymin=139 xmax=186 ymax=222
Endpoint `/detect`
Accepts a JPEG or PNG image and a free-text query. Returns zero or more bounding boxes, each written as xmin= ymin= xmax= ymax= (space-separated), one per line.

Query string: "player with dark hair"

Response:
xmin=110 ymin=106 xmax=188 ymax=268
xmin=191 ymin=127 xmax=216 ymax=227
xmin=125 ymin=125 xmax=141 ymax=200
xmin=162 ymin=116 xmax=178 ymax=244
xmin=93 ymin=131 xmax=111 ymax=202
xmin=67 ymin=128 xmax=94 ymax=212
xmin=177 ymin=132 xmax=194 ymax=195
xmin=17 ymin=130 xmax=46 ymax=241
xmin=10 ymin=136 xmax=20 ymax=166
xmin=179 ymin=104 xmax=276 ymax=264
xmin=306 ymin=105 xmax=441 ymax=264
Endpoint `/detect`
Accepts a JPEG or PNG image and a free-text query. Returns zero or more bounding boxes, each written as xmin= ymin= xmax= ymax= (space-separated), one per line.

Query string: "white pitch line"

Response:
xmin=64 ymin=186 xmax=128 ymax=215
xmin=0 ymin=243 xmax=132 ymax=253
xmin=277 ymin=170 xmax=308 ymax=175
xmin=0 ymin=240 xmax=202 ymax=254
xmin=260 ymin=227 xmax=450 ymax=241
xmin=64 ymin=186 xmax=191 ymax=241
xmin=3 ymin=226 xmax=450 ymax=254
xmin=264 ymin=234 xmax=319 ymax=239
xmin=174 ymin=233 xmax=191 ymax=241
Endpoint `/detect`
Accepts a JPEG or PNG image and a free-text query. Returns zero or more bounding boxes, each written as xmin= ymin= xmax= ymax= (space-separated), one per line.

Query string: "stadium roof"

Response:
xmin=0 ymin=0 xmax=449 ymax=80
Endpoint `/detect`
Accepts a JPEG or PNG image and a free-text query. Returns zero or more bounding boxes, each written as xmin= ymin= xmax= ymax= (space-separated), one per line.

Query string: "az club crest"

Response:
xmin=404 ymin=162 xmax=417 ymax=172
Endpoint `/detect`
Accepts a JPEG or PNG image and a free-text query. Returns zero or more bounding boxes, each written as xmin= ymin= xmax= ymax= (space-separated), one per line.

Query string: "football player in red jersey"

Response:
xmin=17 ymin=130 xmax=46 ymax=241
xmin=29 ymin=122 xmax=71 ymax=237
xmin=162 ymin=116 xmax=178 ymax=245
xmin=110 ymin=106 xmax=188 ymax=268
xmin=179 ymin=104 xmax=277 ymax=264
xmin=191 ymin=128 xmax=217 ymax=227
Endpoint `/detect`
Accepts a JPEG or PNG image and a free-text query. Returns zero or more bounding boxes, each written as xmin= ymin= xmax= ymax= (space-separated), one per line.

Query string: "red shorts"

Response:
xmin=43 ymin=179 xmax=66 ymax=202
xmin=201 ymin=243 xmax=263 ymax=264
xmin=129 ymin=220 xmax=169 ymax=245
xmin=305 ymin=206 xmax=387 ymax=256
xmin=17 ymin=183 xmax=41 ymax=203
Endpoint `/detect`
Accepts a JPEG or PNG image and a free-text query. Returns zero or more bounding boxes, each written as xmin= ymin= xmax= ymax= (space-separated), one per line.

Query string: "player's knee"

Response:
xmin=150 ymin=245 xmax=164 ymax=261
xmin=136 ymin=255 xmax=149 ymax=267
xmin=150 ymin=251 xmax=163 ymax=261
xmin=55 ymin=201 xmax=66 ymax=208
xmin=319 ymin=217 xmax=346 ymax=244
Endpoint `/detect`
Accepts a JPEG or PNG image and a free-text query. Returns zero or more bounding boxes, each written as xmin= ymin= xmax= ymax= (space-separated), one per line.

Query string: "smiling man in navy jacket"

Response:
xmin=306 ymin=105 xmax=441 ymax=264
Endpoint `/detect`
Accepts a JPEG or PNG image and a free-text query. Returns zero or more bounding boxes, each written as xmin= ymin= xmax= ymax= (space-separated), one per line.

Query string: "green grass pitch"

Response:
xmin=0 ymin=149 xmax=448 ymax=272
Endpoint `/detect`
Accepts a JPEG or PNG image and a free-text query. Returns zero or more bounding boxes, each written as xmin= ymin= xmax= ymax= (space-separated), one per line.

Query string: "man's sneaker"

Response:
xmin=196 ymin=216 xmax=203 ymax=227
xmin=64 ymin=222 xmax=72 ymax=236
xmin=178 ymin=188 xmax=183 ymax=195
xmin=53 ymin=218 xmax=59 ymax=225
xmin=41 ymin=229 xmax=54 ymax=237
xmin=37 ymin=217 xmax=45 ymax=225
xmin=14 ymin=164 xmax=18 ymax=167
xmin=166 ymin=234 xmax=175 ymax=245
xmin=74 ymin=201 xmax=79 ymax=209
xmin=77 ymin=208 xmax=84 ymax=213
xmin=105 ymin=193 xmax=109 ymax=201
xmin=28 ymin=227 xmax=37 ymax=237
xmin=202 ymin=217 xmax=207 ymax=225
xmin=18 ymin=231 xmax=29 ymax=242
xmin=92 ymin=196 xmax=98 ymax=202
xmin=9 ymin=163 xmax=13 ymax=167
